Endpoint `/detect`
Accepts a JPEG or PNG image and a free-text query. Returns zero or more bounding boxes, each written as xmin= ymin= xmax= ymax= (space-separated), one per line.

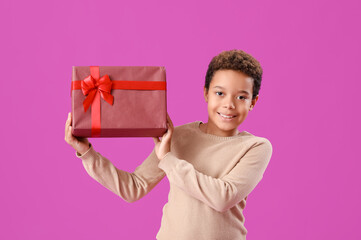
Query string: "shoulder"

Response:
xmin=255 ymin=137 xmax=273 ymax=154
xmin=173 ymin=121 xmax=198 ymax=132
xmin=171 ymin=121 xmax=198 ymax=140
xmin=173 ymin=121 xmax=198 ymax=130
xmin=240 ymin=132 xmax=273 ymax=155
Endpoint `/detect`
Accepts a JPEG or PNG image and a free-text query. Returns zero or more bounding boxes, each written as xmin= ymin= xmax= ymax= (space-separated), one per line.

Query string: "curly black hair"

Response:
xmin=205 ymin=49 xmax=263 ymax=100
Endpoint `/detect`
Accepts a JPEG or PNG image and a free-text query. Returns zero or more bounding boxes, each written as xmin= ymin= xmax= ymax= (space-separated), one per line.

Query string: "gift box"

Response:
xmin=71 ymin=66 xmax=167 ymax=138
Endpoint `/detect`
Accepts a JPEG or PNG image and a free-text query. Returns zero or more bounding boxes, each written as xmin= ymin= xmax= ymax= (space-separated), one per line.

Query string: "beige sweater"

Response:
xmin=76 ymin=121 xmax=273 ymax=240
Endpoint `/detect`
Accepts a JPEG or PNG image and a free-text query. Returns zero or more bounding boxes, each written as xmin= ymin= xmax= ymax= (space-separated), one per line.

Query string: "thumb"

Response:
xmin=153 ymin=137 xmax=160 ymax=144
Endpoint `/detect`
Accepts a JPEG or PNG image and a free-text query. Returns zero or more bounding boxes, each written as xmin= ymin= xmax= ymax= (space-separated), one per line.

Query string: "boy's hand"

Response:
xmin=65 ymin=112 xmax=91 ymax=155
xmin=153 ymin=113 xmax=174 ymax=161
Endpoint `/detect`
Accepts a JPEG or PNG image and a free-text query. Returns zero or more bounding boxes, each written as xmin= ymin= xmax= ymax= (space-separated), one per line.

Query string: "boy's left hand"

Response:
xmin=153 ymin=113 xmax=174 ymax=161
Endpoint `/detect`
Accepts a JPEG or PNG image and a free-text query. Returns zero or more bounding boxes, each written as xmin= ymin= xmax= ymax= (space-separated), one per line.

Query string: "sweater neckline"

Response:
xmin=194 ymin=121 xmax=247 ymax=140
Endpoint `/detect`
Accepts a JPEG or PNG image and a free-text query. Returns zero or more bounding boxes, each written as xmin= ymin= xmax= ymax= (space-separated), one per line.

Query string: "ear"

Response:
xmin=250 ymin=95 xmax=259 ymax=111
xmin=203 ymin=87 xmax=209 ymax=102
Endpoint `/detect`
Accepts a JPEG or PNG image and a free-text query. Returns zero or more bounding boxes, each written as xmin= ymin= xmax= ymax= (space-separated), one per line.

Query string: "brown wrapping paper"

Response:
xmin=71 ymin=66 xmax=167 ymax=137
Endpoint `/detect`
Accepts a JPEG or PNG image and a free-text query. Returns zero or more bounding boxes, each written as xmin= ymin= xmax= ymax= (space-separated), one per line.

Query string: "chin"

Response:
xmin=217 ymin=122 xmax=239 ymax=131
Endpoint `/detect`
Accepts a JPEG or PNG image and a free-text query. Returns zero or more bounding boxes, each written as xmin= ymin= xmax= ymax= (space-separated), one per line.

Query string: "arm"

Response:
xmin=76 ymin=143 xmax=166 ymax=203
xmin=157 ymin=139 xmax=273 ymax=213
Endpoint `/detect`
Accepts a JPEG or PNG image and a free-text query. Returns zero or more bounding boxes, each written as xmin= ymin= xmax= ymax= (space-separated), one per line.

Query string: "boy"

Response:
xmin=65 ymin=49 xmax=272 ymax=240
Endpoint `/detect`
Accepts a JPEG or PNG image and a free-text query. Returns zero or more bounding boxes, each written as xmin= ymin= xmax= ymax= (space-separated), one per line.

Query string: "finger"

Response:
xmin=163 ymin=123 xmax=172 ymax=137
xmin=65 ymin=112 xmax=71 ymax=127
xmin=65 ymin=113 xmax=71 ymax=136
xmin=65 ymin=124 xmax=68 ymax=138
xmin=165 ymin=123 xmax=173 ymax=136
xmin=153 ymin=137 xmax=160 ymax=144
xmin=167 ymin=122 xmax=173 ymax=132
xmin=166 ymin=113 xmax=174 ymax=128
xmin=65 ymin=113 xmax=69 ymax=123
xmin=68 ymin=125 xmax=74 ymax=139
xmin=69 ymin=112 xmax=72 ymax=126
xmin=168 ymin=119 xmax=174 ymax=131
xmin=162 ymin=129 xmax=172 ymax=144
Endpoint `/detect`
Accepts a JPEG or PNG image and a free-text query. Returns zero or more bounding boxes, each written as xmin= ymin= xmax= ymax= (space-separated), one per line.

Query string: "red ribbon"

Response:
xmin=71 ymin=66 xmax=166 ymax=137
xmin=81 ymin=74 xmax=114 ymax=113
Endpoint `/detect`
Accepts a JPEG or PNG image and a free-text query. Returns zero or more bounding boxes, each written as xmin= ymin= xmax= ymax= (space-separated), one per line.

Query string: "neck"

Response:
xmin=202 ymin=122 xmax=240 ymax=137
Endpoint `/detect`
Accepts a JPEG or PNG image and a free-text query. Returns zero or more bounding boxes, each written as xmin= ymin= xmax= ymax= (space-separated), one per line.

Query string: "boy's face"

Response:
xmin=203 ymin=69 xmax=258 ymax=137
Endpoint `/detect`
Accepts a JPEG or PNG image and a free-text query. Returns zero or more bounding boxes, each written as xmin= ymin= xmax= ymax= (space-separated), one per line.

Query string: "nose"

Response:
xmin=223 ymin=97 xmax=235 ymax=109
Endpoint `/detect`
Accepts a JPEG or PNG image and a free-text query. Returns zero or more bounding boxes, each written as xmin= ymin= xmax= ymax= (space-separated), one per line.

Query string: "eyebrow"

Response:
xmin=213 ymin=86 xmax=250 ymax=95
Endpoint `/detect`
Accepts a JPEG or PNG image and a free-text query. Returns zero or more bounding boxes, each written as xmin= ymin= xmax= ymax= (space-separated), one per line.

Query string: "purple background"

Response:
xmin=1 ymin=0 xmax=360 ymax=239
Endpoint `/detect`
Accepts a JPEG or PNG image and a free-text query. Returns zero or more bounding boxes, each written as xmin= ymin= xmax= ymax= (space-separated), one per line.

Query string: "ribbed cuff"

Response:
xmin=158 ymin=152 xmax=179 ymax=174
xmin=75 ymin=143 xmax=97 ymax=160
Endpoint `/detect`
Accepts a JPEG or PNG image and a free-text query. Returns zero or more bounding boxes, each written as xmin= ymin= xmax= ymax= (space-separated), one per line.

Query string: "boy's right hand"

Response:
xmin=65 ymin=112 xmax=90 ymax=155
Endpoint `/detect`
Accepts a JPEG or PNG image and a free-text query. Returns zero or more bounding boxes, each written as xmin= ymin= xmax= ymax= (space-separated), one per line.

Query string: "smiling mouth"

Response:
xmin=217 ymin=112 xmax=237 ymax=119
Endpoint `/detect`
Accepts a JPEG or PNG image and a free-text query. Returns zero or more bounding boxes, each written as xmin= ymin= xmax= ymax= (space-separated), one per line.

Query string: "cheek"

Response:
xmin=207 ymin=99 xmax=219 ymax=111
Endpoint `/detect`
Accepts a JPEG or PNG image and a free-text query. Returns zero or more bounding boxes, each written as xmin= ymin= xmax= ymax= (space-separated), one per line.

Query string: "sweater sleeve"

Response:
xmin=157 ymin=139 xmax=273 ymax=213
xmin=76 ymin=143 xmax=166 ymax=203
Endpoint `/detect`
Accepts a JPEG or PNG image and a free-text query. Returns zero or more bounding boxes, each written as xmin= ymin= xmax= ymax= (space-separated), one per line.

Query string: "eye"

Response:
xmin=237 ymin=96 xmax=246 ymax=100
xmin=216 ymin=92 xmax=224 ymax=96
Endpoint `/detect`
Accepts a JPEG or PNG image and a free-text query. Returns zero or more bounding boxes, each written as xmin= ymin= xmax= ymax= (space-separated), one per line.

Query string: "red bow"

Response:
xmin=81 ymin=74 xmax=114 ymax=112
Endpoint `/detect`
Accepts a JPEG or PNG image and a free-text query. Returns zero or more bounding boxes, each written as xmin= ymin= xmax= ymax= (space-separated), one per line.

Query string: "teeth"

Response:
xmin=219 ymin=113 xmax=234 ymax=118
